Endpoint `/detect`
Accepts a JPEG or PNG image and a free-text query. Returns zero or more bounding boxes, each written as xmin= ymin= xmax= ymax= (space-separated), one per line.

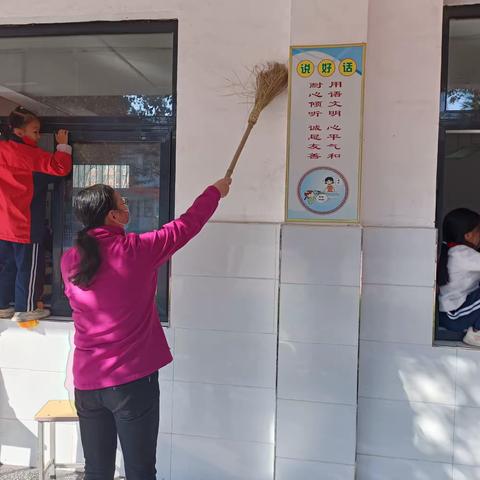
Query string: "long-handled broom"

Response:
xmin=225 ymin=62 xmax=288 ymax=178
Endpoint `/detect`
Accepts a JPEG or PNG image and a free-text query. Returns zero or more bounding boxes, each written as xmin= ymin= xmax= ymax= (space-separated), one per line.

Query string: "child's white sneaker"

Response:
xmin=12 ymin=308 xmax=51 ymax=322
xmin=463 ymin=327 xmax=480 ymax=347
xmin=0 ymin=306 xmax=14 ymax=318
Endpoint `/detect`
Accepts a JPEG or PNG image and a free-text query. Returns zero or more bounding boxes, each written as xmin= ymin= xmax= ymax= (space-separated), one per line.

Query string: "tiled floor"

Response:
xmin=0 ymin=465 xmax=84 ymax=479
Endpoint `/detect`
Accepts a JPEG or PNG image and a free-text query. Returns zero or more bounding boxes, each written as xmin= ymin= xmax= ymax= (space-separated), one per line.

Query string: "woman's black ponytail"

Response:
xmin=70 ymin=184 xmax=116 ymax=287
xmin=70 ymin=228 xmax=103 ymax=287
xmin=438 ymin=208 xmax=480 ymax=286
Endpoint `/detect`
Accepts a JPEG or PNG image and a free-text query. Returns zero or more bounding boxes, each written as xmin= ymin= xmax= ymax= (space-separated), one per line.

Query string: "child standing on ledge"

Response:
xmin=0 ymin=106 xmax=72 ymax=323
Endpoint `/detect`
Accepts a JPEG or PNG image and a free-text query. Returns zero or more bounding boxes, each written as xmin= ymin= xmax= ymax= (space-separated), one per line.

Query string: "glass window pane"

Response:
xmin=62 ymin=142 xmax=162 ymax=249
xmin=53 ymin=139 xmax=169 ymax=320
xmin=440 ymin=131 xmax=480 ymax=214
xmin=436 ymin=130 xmax=480 ymax=341
xmin=0 ymin=33 xmax=173 ymax=117
xmin=447 ymin=19 xmax=480 ymax=111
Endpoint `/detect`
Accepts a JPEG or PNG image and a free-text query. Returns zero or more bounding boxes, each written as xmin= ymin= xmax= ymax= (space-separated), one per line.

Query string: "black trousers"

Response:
xmin=74 ymin=371 xmax=159 ymax=480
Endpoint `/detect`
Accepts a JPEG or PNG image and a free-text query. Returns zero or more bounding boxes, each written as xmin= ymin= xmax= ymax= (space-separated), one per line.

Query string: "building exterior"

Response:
xmin=0 ymin=0 xmax=479 ymax=479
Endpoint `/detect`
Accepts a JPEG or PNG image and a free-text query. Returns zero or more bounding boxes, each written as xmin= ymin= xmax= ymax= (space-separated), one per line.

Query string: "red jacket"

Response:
xmin=0 ymin=136 xmax=72 ymax=244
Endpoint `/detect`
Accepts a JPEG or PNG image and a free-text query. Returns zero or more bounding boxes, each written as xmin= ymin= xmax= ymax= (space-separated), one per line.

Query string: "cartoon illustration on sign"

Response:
xmin=324 ymin=177 xmax=335 ymax=193
xmin=298 ymin=167 xmax=348 ymax=214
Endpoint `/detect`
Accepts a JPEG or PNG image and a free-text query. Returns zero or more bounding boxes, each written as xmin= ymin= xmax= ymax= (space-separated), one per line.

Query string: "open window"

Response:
xmin=0 ymin=21 xmax=177 ymax=324
xmin=436 ymin=6 xmax=480 ymax=341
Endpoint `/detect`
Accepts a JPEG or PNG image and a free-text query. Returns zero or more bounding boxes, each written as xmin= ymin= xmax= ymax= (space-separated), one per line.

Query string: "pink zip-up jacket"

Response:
xmin=61 ymin=185 xmax=221 ymax=390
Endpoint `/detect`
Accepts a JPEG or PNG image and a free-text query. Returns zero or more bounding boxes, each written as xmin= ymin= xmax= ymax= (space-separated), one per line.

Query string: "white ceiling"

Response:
xmin=0 ymin=33 xmax=174 ymax=97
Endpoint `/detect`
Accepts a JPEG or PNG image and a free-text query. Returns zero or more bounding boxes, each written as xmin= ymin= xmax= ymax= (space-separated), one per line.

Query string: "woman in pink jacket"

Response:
xmin=61 ymin=178 xmax=231 ymax=480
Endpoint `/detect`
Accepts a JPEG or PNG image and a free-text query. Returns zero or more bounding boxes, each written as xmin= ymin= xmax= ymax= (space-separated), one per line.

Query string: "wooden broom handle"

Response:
xmin=225 ymin=121 xmax=254 ymax=178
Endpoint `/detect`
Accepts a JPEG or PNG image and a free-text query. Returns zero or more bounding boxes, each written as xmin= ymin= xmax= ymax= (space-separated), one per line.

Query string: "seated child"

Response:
xmin=438 ymin=208 xmax=480 ymax=346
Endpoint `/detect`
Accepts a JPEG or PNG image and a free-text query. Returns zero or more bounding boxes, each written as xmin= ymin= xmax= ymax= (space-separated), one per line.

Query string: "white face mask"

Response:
xmin=112 ymin=208 xmax=130 ymax=227
xmin=114 ymin=217 xmax=129 ymax=227
xmin=112 ymin=195 xmax=130 ymax=227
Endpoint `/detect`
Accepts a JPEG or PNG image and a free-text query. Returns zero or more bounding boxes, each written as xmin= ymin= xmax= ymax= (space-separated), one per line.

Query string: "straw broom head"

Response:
xmin=225 ymin=61 xmax=288 ymax=178
xmin=248 ymin=62 xmax=288 ymax=125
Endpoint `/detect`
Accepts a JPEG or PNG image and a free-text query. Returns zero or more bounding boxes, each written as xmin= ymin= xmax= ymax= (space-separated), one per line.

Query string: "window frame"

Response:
xmin=0 ymin=19 xmax=178 ymax=325
xmin=436 ymin=6 xmax=480 ymax=341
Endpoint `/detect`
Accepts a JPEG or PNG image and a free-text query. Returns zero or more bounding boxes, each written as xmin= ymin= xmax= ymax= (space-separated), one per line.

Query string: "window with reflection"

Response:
xmin=437 ymin=6 xmax=480 ymax=341
xmin=0 ymin=21 xmax=177 ymax=323
xmin=63 ymin=143 xmax=162 ymax=249
xmin=447 ymin=18 xmax=480 ymax=111
xmin=0 ymin=32 xmax=174 ymax=117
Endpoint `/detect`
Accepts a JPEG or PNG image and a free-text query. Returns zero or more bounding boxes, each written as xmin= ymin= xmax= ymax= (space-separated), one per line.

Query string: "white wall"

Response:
xmin=357 ymin=1 xmax=480 ymax=479
xmin=277 ymin=225 xmax=361 ymax=480
xmin=0 ymin=1 xmax=289 ymax=478
xmin=361 ymin=0 xmax=442 ymax=227
xmin=5 ymin=1 xmax=480 ymax=480
xmin=0 ymin=322 xmax=74 ymax=468
xmin=0 ymin=222 xmax=280 ymax=480
xmin=290 ymin=0 xmax=368 ymax=44
xmin=168 ymin=222 xmax=280 ymax=480
xmin=274 ymin=2 xmax=367 ymax=479
xmin=0 ymin=0 xmax=290 ymax=223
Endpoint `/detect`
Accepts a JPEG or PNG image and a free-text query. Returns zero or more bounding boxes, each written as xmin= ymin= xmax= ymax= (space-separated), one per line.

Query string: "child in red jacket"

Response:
xmin=0 ymin=107 xmax=72 ymax=322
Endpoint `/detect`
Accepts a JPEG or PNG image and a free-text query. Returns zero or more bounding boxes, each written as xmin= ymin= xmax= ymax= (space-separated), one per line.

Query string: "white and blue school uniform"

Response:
xmin=439 ymin=245 xmax=480 ymax=331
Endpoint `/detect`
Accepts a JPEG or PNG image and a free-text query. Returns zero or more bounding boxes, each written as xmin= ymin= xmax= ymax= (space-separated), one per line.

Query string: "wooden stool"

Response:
xmin=35 ymin=400 xmax=83 ymax=480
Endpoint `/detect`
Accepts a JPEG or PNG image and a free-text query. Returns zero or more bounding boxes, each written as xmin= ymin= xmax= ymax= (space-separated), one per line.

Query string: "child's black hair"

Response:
xmin=4 ymin=106 xmax=39 ymax=138
xmin=325 ymin=177 xmax=334 ymax=183
xmin=437 ymin=208 xmax=480 ymax=286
